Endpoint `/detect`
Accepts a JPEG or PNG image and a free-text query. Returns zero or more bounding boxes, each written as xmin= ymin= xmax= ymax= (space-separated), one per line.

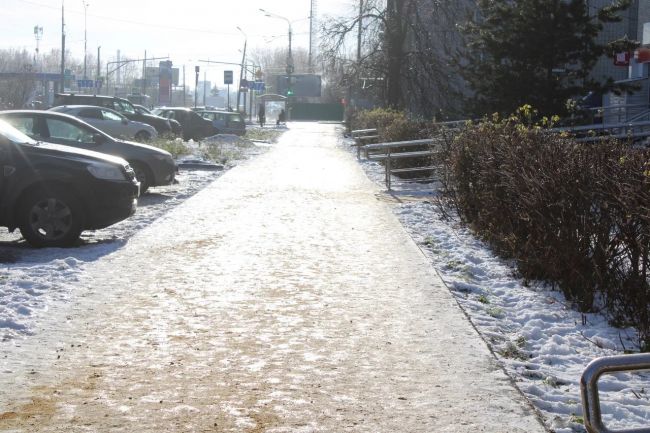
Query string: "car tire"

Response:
xmin=135 ymin=130 xmax=151 ymax=141
xmin=18 ymin=187 xmax=85 ymax=248
xmin=131 ymin=162 xmax=151 ymax=194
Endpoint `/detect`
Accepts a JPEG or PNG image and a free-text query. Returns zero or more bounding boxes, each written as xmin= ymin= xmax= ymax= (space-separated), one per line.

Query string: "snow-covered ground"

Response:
xmin=0 ymin=133 xmax=270 ymax=342
xmin=343 ymin=135 xmax=649 ymax=433
xmin=1 ymin=124 xmax=647 ymax=432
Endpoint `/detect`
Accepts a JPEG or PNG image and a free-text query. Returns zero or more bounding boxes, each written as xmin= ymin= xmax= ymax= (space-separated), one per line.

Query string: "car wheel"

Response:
xmin=18 ymin=188 xmax=84 ymax=248
xmin=135 ymin=130 xmax=151 ymax=141
xmin=131 ymin=162 xmax=151 ymax=194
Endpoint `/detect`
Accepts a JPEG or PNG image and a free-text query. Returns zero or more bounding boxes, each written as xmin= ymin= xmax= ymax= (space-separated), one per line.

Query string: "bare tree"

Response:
xmin=0 ymin=49 xmax=37 ymax=108
xmin=319 ymin=0 xmax=470 ymax=117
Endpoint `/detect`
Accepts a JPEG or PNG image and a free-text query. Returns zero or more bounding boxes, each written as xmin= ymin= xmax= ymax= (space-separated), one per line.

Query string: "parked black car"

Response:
xmin=153 ymin=107 xmax=215 ymax=141
xmin=0 ymin=119 xmax=139 ymax=247
xmin=53 ymin=93 xmax=175 ymax=136
xmin=134 ymin=104 xmax=182 ymax=136
xmin=196 ymin=110 xmax=247 ymax=136
xmin=0 ymin=110 xmax=176 ymax=193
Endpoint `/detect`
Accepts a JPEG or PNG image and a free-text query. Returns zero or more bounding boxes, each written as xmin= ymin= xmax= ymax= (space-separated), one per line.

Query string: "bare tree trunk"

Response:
xmin=385 ymin=0 xmax=407 ymax=108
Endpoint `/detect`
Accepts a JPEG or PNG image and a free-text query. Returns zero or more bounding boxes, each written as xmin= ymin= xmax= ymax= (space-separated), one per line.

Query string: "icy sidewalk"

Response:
xmin=0 ymin=123 xmax=547 ymax=432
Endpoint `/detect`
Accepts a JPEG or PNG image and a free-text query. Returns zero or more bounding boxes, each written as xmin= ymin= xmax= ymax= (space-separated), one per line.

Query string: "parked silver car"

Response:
xmin=0 ymin=110 xmax=176 ymax=193
xmin=49 ymin=105 xmax=158 ymax=141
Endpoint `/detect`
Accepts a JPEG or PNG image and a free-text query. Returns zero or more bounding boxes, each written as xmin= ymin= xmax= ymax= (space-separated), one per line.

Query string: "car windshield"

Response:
xmin=135 ymin=105 xmax=151 ymax=114
xmin=116 ymin=100 xmax=136 ymax=115
xmin=0 ymin=119 xmax=39 ymax=146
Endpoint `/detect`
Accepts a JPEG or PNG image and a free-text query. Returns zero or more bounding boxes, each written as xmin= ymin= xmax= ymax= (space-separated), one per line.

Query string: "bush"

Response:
xmin=447 ymin=115 xmax=650 ymax=348
xmin=148 ymin=138 xmax=191 ymax=159
xmin=351 ymin=108 xmax=440 ymax=175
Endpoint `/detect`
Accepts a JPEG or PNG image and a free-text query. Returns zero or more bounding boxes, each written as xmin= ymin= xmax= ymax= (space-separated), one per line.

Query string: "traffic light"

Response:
xmin=286 ymin=88 xmax=294 ymax=96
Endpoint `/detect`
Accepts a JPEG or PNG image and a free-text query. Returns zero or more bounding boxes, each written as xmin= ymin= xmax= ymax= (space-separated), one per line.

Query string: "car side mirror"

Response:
xmin=93 ymin=133 xmax=106 ymax=144
xmin=121 ymin=119 xmax=128 ymax=125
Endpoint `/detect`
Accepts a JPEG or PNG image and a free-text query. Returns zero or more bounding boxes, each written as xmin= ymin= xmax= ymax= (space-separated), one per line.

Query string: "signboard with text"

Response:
xmin=224 ymin=70 xmax=233 ymax=85
xmin=158 ymin=60 xmax=173 ymax=106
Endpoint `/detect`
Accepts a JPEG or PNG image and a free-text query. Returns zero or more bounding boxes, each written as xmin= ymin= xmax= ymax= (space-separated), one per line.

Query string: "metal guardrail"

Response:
xmin=551 ymin=120 xmax=650 ymax=144
xmin=363 ymin=139 xmax=440 ymax=190
xmin=350 ymin=129 xmax=380 ymax=159
xmin=581 ymin=353 xmax=650 ymax=433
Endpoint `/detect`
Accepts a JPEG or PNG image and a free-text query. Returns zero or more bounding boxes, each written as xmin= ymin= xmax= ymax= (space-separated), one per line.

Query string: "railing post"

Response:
xmin=386 ymin=149 xmax=392 ymax=190
xmin=580 ymin=353 xmax=650 ymax=433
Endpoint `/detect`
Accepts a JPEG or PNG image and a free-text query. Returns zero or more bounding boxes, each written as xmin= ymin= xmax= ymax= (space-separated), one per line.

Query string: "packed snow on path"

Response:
xmin=1 ymin=125 xmax=647 ymax=433
xmin=340 ymin=133 xmax=649 ymax=433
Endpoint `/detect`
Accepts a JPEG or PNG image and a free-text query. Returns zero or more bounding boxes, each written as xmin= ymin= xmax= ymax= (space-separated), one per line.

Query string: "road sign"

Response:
xmin=77 ymin=79 xmax=95 ymax=88
xmin=224 ymin=70 xmax=233 ymax=85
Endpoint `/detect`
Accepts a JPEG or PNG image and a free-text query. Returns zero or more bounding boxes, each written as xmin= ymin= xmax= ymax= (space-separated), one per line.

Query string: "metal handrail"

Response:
xmin=580 ymin=353 xmax=650 ymax=433
xmin=362 ymin=139 xmax=441 ymax=190
xmin=364 ymin=138 xmax=434 ymax=150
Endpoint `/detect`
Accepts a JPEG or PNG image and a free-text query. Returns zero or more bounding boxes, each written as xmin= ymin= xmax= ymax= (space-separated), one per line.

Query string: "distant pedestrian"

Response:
xmin=258 ymin=104 xmax=266 ymax=127
xmin=276 ymin=109 xmax=286 ymax=127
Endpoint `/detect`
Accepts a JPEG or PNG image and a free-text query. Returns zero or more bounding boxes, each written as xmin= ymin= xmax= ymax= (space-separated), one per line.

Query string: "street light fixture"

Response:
xmin=259 ymin=9 xmax=293 ymax=76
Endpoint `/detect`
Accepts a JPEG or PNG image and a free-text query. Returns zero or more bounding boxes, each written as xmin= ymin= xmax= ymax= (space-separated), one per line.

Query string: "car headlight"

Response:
xmin=87 ymin=162 xmax=127 ymax=181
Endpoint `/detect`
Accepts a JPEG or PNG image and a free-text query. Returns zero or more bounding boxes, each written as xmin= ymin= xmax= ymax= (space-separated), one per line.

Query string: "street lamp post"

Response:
xmin=259 ymin=9 xmax=294 ymax=119
xmin=82 ymin=0 xmax=89 ymax=79
xmin=236 ymin=26 xmax=247 ymax=115
xmin=194 ymin=65 xmax=199 ymax=109
xmin=259 ymin=10 xmax=293 ymax=76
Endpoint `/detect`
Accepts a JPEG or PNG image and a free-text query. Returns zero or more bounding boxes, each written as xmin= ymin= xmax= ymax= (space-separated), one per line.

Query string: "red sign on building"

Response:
xmin=634 ymin=47 xmax=650 ymax=64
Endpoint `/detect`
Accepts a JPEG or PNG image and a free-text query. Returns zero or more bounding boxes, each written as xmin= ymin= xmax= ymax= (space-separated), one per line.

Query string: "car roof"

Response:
xmin=50 ymin=105 xmax=115 ymax=111
xmin=0 ymin=109 xmax=111 ymax=136
xmin=156 ymin=107 xmax=194 ymax=111
xmin=198 ymin=110 xmax=239 ymax=114
xmin=55 ymin=93 xmax=126 ymax=101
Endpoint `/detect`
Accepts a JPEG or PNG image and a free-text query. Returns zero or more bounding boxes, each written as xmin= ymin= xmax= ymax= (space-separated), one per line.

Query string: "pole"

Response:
xmin=227 ymin=84 xmax=230 ymax=110
xmin=309 ymin=0 xmax=314 ymax=71
xmin=142 ymin=50 xmax=147 ymax=96
xmin=236 ymin=27 xmax=247 ymax=114
xmin=249 ymin=88 xmax=253 ymax=122
xmin=357 ymin=0 xmax=363 ymax=63
xmin=60 ymin=0 xmax=65 ymax=92
xmin=96 ymin=45 xmax=101 ymax=94
xmin=83 ymin=1 xmax=88 ymax=79
xmin=183 ymin=65 xmax=186 ymax=106
xmin=287 ymin=22 xmax=293 ymax=120
xmin=194 ymin=65 xmax=199 ymax=108
xmin=203 ymin=70 xmax=206 ymax=106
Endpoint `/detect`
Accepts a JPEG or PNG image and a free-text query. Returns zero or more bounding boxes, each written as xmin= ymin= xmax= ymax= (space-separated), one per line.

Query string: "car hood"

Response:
xmin=138 ymin=112 xmax=169 ymax=123
xmin=27 ymin=141 xmax=130 ymax=166
xmin=118 ymin=139 xmax=173 ymax=158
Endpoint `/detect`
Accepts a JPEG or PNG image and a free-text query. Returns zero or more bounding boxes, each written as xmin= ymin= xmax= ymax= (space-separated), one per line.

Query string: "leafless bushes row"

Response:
xmin=351 ymin=109 xmax=650 ymax=350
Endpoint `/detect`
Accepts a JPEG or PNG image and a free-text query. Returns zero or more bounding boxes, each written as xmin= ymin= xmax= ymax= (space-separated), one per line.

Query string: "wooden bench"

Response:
xmin=363 ymin=139 xmax=442 ymax=190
